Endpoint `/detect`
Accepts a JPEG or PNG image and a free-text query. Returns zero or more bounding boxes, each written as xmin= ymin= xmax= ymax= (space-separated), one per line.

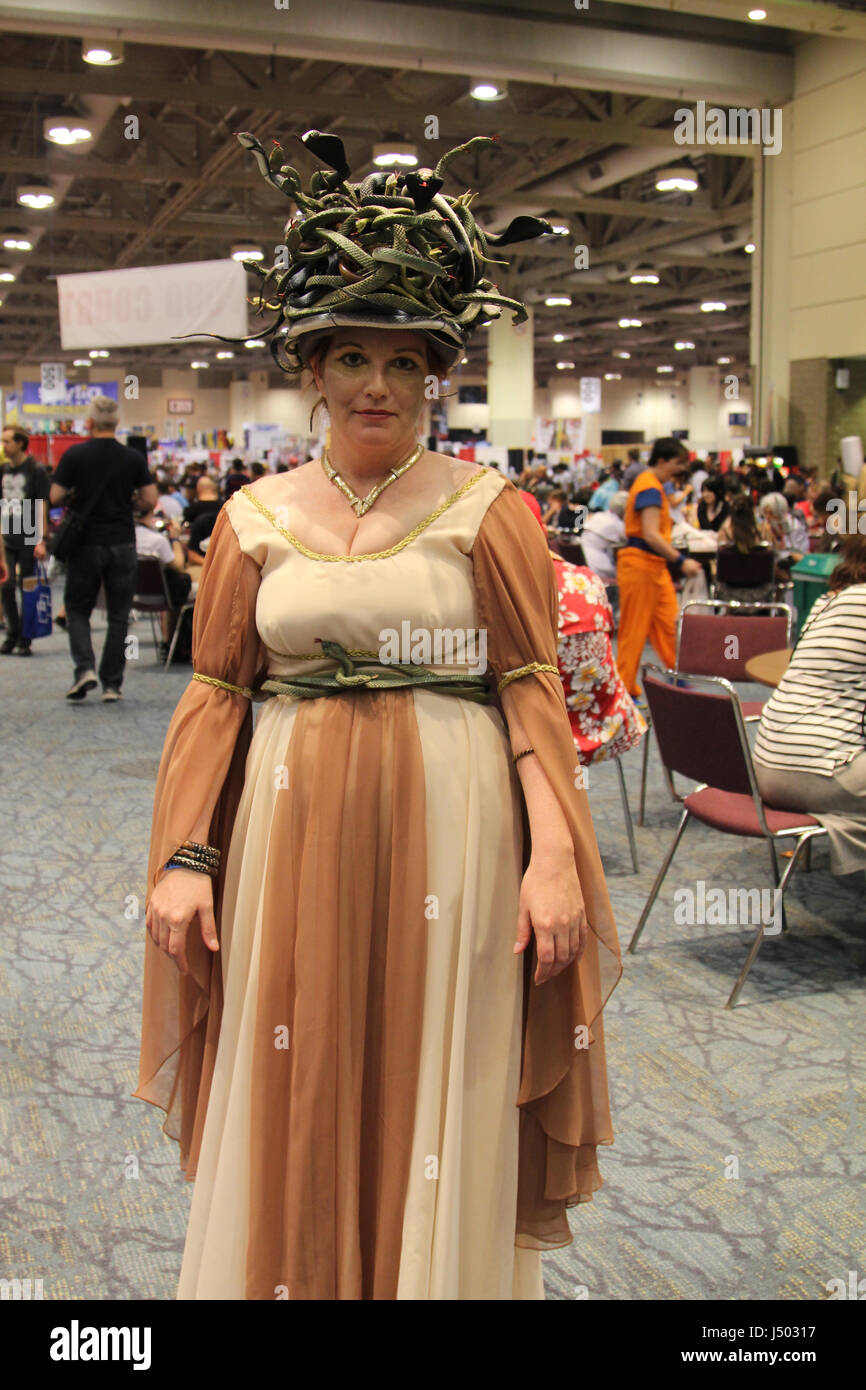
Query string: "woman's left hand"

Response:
xmin=514 ymin=852 xmax=588 ymax=985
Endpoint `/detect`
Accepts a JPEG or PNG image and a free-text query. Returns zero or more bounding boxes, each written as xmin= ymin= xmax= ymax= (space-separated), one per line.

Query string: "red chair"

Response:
xmin=628 ymin=665 xmax=827 ymax=1007
xmin=638 ymin=600 xmax=792 ymax=825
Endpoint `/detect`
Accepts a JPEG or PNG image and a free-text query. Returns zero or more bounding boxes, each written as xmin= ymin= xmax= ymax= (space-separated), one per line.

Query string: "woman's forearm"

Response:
xmin=502 ymin=687 xmax=573 ymax=864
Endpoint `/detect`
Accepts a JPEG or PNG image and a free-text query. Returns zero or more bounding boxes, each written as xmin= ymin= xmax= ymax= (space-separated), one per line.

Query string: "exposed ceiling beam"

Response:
xmin=0 ymin=67 xmax=763 ymax=155
xmin=0 ymin=0 xmax=794 ymax=103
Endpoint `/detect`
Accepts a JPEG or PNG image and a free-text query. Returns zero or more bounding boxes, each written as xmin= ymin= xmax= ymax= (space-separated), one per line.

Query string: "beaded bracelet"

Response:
xmin=165 ymin=855 xmax=219 ymax=877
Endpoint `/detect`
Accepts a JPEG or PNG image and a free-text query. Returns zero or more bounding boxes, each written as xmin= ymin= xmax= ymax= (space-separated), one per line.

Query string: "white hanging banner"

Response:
xmin=580 ymin=377 xmax=601 ymax=414
xmin=56 ymin=258 xmax=249 ymax=349
xmin=40 ymin=362 xmax=68 ymax=404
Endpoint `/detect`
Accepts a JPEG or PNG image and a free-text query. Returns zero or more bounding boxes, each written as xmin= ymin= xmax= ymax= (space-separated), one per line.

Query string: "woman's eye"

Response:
xmin=394 ymin=356 xmax=421 ymax=371
xmin=338 ymin=352 xmax=364 ymax=367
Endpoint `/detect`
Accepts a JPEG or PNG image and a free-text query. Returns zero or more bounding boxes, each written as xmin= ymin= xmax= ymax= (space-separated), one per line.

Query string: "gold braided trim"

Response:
xmin=280 ymin=649 xmax=380 ymax=662
xmin=238 ymin=470 xmax=487 ymax=563
xmin=192 ymin=672 xmax=255 ymax=699
xmin=497 ymin=662 xmax=559 ymax=695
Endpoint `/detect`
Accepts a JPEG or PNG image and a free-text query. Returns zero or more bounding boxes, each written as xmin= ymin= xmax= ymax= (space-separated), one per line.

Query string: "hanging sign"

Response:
xmin=40 ymin=363 xmax=68 ymax=404
xmin=57 ymin=258 xmax=248 ymax=349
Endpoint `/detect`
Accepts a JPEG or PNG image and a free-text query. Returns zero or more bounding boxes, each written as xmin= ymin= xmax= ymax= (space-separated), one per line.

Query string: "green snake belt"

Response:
xmin=258 ymin=639 xmax=492 ymax=704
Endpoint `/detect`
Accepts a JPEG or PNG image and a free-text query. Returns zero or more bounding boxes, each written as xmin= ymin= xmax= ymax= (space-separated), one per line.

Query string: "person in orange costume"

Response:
xmin=615 ymin=438 xmax=702 ymax=697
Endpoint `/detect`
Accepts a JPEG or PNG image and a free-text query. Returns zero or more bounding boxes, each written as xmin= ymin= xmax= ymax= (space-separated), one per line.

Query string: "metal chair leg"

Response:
xmin=628 ymin=808 xmax=690 ymax=953
xmin=765 ymin=838 xmax=790 ymax=934
xmin=726 ymin=831 xmax=819 ymax=1008
xmin=615 ymin=756 xmax=639 ymax=873
xmin=638 ymin=725 xmax=651 ymax=826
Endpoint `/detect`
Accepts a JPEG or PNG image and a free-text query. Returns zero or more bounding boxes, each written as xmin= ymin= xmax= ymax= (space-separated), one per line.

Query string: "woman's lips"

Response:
xmin=356 ymin=409 xmax=395 ymax=417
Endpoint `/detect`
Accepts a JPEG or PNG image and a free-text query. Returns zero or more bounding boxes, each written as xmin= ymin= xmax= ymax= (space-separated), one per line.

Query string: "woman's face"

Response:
xmin=312 ymin=328 xmax=432 ymax=450
xmin=701 ymin=485 xmax=716 ymax=506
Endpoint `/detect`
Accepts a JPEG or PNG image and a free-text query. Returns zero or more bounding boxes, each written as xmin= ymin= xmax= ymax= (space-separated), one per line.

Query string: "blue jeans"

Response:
xmin=64 ymin=541 xmax=137 ymax=688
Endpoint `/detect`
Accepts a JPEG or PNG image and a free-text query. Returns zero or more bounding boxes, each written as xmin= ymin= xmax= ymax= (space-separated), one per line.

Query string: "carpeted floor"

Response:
xmin=1 ymin=591 xmax=863 ymax=1300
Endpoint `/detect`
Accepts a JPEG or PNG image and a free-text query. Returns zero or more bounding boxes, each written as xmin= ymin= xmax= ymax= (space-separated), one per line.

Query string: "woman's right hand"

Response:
xmin=145 ymin=867 xmax=219 ymax=976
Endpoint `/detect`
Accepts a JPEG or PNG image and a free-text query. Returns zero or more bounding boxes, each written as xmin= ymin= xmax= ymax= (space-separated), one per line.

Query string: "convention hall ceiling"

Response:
xmin=0 ymin=0 xmax=857 ymax=387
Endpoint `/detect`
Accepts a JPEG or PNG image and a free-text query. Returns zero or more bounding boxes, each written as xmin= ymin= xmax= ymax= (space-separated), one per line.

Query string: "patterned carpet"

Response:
xmin=0 ymin=589 xmax=863 ymax=1300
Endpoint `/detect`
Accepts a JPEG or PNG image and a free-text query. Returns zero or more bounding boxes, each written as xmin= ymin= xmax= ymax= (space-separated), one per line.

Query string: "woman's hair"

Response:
xmin=760 ymin=491 xmax=789 ymax=519
xmin=701 ymin=476 xmax=725 ymax=503
xmin=609 ymin=490 xmax=630 ymax=518
xmin=829 ymin=533 xmax=866 ymax=592
xmin=722 ymin=473 xmax=743 ymax=498
xmin=306 ymin=334 xmax=451 ymax=431
xmin=727 ymin=493 xmax=761 ymax=553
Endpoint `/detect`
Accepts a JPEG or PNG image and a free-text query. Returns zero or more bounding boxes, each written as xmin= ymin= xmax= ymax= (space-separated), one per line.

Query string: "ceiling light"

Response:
xmin=545 ymin=295 xmax=572 ymax=307
xmin=216 ymin=350 xmax=235 ymax=360
xmin=553 ymin=333 xmax=568 ymax=342
xmin=82 ymin=38 xmax=124 ymax=65
xmin=88 ymin=349 xmax=110 ymax=358
xmin=44 ymin=118 xmax=93 ymax=146
xmin=629 ymin=272 xmax=659 ymax=284
xmin=17 ymin=185 xmax=55 ymax=209
xmin=701 ymin=300 xmax=727 ymax=312
xmin=191 ymin=360 xmax=210 ymax=369
xmin=460 ymin=356 xmax=469 ymax=364
xmin=674 ymin=340 xmax=695 ymax=350
xmin=604 ymin=373 xmax=622 ymax=381
xmin=655 ymin=166 xmax=699 ymax=193
xmin=657 ymin=365 xmax=674 ymax=373
xmin=613 ymin=350 xmax=631 ymax=359
xmin=73 ymin=359 xmax=90 ymax=367
xmin=550 ymin=224 xmax=570 ymax=236
xmin=245 ymin=339 xmax=266 ymax=349
xmin=3 ymin=236 xmax=32 ymax=251
xmin=0 ymin=271 xmax=15 ymax=283
xmin=619 ymin=317 xmax=642 ymax=328
xmin=748 ymin=9 xmax=767 ymax=20
xmin=556 ymin=361 xmax=576 ymax=370
xmin=745 ymin=242 xmax=756 ymax=254
xmin=372 ymin=142 xmax=418 ymax=168
xmin=470 ymin=79 xmax=507 ymax=101
xmin=717 ymin=356 xmax=733 ymax=365
xmin=231 ymin=243 xmax=264 ymax=262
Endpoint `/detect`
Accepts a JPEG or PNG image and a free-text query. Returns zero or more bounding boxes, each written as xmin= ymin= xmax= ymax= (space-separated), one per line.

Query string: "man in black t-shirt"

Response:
xmin=50 ymin=395 xmax=156 ymax=702
xmin=1 ymin=426 xmax=50 ymax=655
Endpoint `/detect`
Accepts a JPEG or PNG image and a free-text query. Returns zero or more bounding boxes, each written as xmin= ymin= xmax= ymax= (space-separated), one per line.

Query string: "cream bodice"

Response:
xmin=225 ymin=467 xmax=508 ymax=677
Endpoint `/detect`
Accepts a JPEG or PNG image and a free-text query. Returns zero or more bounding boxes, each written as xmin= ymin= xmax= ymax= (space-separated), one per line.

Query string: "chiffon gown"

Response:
xmin=134 ymin=461 xmax=622 ymax=1300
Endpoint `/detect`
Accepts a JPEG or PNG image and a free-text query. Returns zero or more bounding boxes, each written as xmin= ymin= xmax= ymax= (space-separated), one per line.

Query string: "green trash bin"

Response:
xmin=790 ymin=552 xmax=841 ymax=640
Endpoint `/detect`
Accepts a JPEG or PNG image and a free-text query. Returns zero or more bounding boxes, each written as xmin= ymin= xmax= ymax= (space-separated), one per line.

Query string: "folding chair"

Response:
xmin=132 ymin=555 xmax=192 ymax=666
xmin=713 ymin=543 xmax=775 ymax=596
xmin=629 ymin=665 xmax=827 ymax=1007
xmin=638 ymin=600 xmax=793 ymax=825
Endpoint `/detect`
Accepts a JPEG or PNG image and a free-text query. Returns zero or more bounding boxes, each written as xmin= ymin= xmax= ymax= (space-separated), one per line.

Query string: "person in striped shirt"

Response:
xmin=754 ymin=534 xmax=866 ymax=875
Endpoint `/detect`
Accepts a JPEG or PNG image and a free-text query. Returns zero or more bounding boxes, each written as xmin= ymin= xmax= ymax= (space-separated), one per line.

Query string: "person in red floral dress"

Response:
xmin=520 ymin=490 xmax=646 ymax=763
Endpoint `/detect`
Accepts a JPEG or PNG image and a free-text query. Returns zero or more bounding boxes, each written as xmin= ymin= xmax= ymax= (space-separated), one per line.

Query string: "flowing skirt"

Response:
xmin=177 ymin=687 xmax=544 ymax=1299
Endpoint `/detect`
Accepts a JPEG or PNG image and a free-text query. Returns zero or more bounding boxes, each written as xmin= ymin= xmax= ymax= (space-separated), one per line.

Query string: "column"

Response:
xmin=687 ymin=365 xmax=720 ymax=454
xmin=486 ymin=305 xmax=535 ymax=450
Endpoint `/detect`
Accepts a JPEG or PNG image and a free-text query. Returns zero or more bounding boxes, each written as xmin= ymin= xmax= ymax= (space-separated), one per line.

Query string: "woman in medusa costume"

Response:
xmin=135 ymin=127 xmax=622 ymax=1300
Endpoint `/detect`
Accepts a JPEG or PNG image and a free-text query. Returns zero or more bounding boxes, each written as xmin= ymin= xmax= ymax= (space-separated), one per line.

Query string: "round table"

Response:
xmin=744 ymin=648 xmax=793 ymax=688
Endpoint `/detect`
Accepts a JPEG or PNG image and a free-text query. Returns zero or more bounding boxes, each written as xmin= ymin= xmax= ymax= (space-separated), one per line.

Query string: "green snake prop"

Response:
xmin=208 ymin=128 xmax=553 ymax=372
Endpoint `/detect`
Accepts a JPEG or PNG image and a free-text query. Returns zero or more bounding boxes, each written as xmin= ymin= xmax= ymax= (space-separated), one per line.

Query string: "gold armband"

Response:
xmin=497 ymin=662 xmax=559 ymax=696
xmin=192 ymin=672 xmax=255 ymax=699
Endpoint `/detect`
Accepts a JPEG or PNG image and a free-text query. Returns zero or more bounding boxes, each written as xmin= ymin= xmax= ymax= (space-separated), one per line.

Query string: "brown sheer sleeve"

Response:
xmin=471 ymin=480 xmax=622 ymax=1249
xmin=133 ymin=498 xmax=266 ymax=1177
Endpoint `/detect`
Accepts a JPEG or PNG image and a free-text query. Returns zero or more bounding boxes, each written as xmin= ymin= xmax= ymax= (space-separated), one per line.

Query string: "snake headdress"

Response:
xmin=221 ymin=128 xmax=553 ymax=373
